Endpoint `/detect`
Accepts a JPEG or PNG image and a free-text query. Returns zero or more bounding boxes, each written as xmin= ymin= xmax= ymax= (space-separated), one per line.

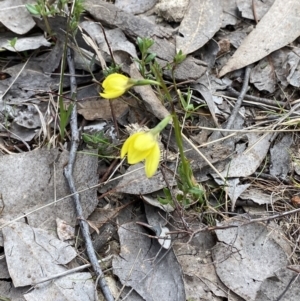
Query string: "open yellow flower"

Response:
xmin=120 ymin=115 xmax=172 ymax=178
xmin=100 ymin=73 xmax=134 ymax=99
xmin=121 ymin=132 xmax=160 ymax=178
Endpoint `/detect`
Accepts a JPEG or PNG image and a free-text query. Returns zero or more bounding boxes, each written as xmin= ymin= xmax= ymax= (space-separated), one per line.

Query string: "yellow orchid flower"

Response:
xmin=121 ymin=115 xmax=172 ymax=178
xmin=100 ymin=73 xmax=161 ymax=99
xmin=121 ymin=131 xmax=160 ymax=178
xmin=100 ymin=73 xmax=135 ymax=99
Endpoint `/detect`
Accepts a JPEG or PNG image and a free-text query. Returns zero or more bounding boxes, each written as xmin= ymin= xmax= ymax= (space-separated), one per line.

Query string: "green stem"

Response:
xmin=150 ymin=115 xmax=172 ymax=135
xmin=41 ymin=9 xmax=52 ymax=36
xmin=152 ymin=64 xmax=194 ymax=189
xmin=132 ymin=79 xmax=162 ymax=87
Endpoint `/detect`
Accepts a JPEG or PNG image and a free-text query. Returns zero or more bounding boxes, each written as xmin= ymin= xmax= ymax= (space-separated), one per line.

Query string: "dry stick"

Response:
xmin=64 ymin=48 xmax=114 ymax=301
xmin=225 ymin=66 xmax=252 ymax=132
xmin=31 ymin=255 xmax=113 ymax=286
xmin=224 ymin=87 xmax=286 ymax=107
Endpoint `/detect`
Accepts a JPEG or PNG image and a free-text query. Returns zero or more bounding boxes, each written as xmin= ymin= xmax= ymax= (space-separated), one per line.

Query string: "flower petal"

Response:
xmin=133 ymin=132 xmax=156 ymax=151
xmin=121 ymin=132 xmax=143 ymax=158
xmin=145 ymin=143 xmax=160 ymax=177
xmin=102 ymin=74 xmax=129 ymax=89
xmin=100 ymin=73 xmax=134 ymax=99
xmin=100 ymin=90 xmax=124 ymax=99
xmin=127 ymin=146 xmax=151 ymax=164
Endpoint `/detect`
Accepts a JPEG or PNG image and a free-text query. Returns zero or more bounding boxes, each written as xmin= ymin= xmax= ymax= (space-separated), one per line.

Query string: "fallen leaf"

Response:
xmin=221 ymin=0 xmax=239 ymax=27
xmin=0 ymin=34 xmax=51 ymax=52
xmin=237 ymin=0 xmax=275 ymax=21
xmin=150 ymin=37 xmax=207 ymax=81
xmin=214 ymin=178 xmax=250 ymax=210
xmin=80 ymin=22 xmax=138 ymax=62
xmin=219 ymin=0 xmax=300 ymax=76
xmin=112 ymin=222 xmax=185 ymax=301
xmin=155 ymin=0 xmax=189 ymax=22
xmin=78 ymin=98 xmax=128 ymax=121
xmin=250 ymin=57 xmax=277 ymax=92
xmin=115 ymin=163 xmax=176 ymax=195
xmin=176 ymin=0 xmax=222 ymax=55
xmin=286 ymin=50 xmax=300 ymax=87
xmin=14 ymin=104 xmax=43 ymax=129
xmin=213 ymin=220 xmax=289 ymax=300
xmin=0 ymin=149 xmax=98 ymax=241
xmin=218 ymin=133 xmax=274 ymax=178
xmin=174 ymin=232 xmax=228 ymax=301
xmin=0 ymin=257 xmax=9 ymax=279
xmin=9 ymin=122 xmax=37 ymax=142
xmin=84 ymin=0 xmax=172 ymax=39
xmin=240 ymin=188 xmax=281 ymax=205
xmin=291 ymin=195 xmax=300 ymax=207
xmin=24 ymin=273 xmax=95 ymax=301
xmin=255 ymin=267 xmax=300 ymax=301
xmin=270 ymin=133 xmax=293 ymax=178
xmin=0 ymin=0 xmax=35 ymax=35
xmin=115 ymin=0 xmax=158 ymax=14
xmin=142 ymin=193 xmax=174 ymax=213
xmin=130 ymin=63 xmax=170 ymax=120
xmin=56 ymin=218 xmax=75 ymax=241
xmin=0 ymin=280 xmax=28 ymax=301
xmin=3 ymin=222 xmax=77 ymax=287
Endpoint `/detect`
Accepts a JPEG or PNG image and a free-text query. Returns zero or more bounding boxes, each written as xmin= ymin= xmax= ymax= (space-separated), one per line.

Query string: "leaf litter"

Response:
xmin=1 ymin=0 xmax=300 ymax=300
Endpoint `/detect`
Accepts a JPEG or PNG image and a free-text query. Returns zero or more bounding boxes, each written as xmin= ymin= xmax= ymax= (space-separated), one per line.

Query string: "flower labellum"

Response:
xmin=100 ymin=73 xmax=134 ymax=99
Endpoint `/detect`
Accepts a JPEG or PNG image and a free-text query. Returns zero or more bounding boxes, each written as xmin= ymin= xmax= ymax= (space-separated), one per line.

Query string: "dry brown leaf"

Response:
xmin=115 ymin=0 xmax=157 ymax=14
xmin=130 ymin=63 xmax=170 ymax=120
xmin=56 ymin=218 xmax=75 ymax=241
xmin=84 ymin=0 xmax=172 ymax=39
xmin=219 ymin=0 xmax=300 ymax=76
xmin=78 ymin=98 xmax=128 ymax=120
xmin=0 ymin=0 xmax=35 ymax=35
xmin=176 ymin=0 xmax=222 ymax=55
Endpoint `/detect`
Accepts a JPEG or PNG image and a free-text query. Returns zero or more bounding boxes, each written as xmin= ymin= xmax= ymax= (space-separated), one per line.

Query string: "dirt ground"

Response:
xmin=1 ymin=0 xmax=300 ymax=300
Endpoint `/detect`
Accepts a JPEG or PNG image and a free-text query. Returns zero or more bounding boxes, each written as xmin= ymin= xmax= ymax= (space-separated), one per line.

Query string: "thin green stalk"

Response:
xmin=151 ymin=64 xmax=194 ymax=189
xmin=42 ymin=14 xmax=52 ymax=36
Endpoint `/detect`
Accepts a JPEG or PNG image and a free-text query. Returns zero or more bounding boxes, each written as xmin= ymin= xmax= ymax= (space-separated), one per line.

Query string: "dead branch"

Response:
xmin=225 ymin=66 xmax=252 ymax=131
xmin=64 ymin=47 xmax=115 ymax=301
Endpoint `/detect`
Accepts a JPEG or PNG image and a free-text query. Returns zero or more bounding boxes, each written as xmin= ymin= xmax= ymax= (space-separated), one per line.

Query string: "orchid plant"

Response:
xmin=100 ymin=37 xmax=205 ymax=203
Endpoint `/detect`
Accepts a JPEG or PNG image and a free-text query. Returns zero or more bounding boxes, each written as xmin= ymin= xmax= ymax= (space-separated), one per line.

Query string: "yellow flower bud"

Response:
xmin=100 ymin=73 xmax=134 ymax=99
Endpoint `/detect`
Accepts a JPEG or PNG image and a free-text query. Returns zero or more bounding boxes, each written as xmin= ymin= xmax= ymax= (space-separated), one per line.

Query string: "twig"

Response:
xmin=275 ymin=274 xmax=298 ymax=301
xmin=64 ymin=48 xmax=114 ymax=301
xmin=31 ymin=255 xmax=112 ymax=286
xmin=182 ymin=133 xmax=226 ymax=182
xmin=225 ymin=66 xmax=252 ymax=131
xmin=109 ymin=100 xmax=120 ymax=138
xmin=224 ymin=86 xmax=286 ymax=107
xmin=252 ymin=0 xmax=259 ymax=24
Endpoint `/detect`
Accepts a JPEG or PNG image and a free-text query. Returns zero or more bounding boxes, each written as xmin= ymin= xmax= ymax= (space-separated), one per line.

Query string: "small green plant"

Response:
xmin=8 ymin=37 xmax=18 ymax=49
xmin=102 ymin=64 xmax=122 ymax=77
xmin=158 ymin=188 xmax=174 ymax=206
xmin=134 ymin=37 xmax=157 ymax=77
xmin=99 ymin=37 xmax=206 ymax=204
xmin=178 ymin=88 xmax=206 ymax=119
xmin=59 ymin=101 xmax=73 ymax=141
xmin=27 ymin=0 xmax=86 ymax=141
xmin=82 ymin=132 xmax=119 ymax=158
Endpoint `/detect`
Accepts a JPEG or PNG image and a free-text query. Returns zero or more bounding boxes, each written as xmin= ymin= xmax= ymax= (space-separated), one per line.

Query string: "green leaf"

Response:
xmin=145 ymin=53 xmax=156 ymax=64
xmin=9 ymin=37 xmax=18 ymax=48
xmin=174 ymin=50 xmax=186 ymax=65
xmin=25 ymin=4 xmax=41 ymax=15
